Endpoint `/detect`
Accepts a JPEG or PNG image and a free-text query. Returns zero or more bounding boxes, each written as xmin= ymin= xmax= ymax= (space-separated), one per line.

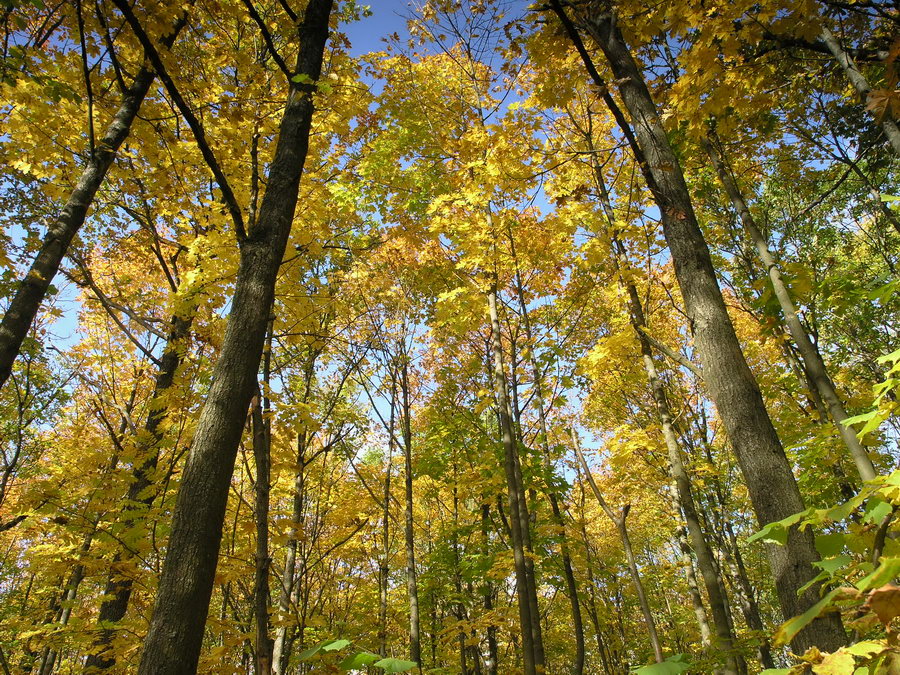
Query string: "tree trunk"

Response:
xmin=509 ymin=238 xmax=585 ymax=675
xmin=481 ymin=502 xmax=499 ymax=675
xmin=550 ymin=3 xmax=846 ymax=652
xmin=399 ymin=356 xmax=422 ymax=669
xmin=84 ymin=312 xmax=194 ymax=672
xmin=572 ymin=431 xmax=664 ymax=664
xmin=487 ymin=283 xmax=544 ymax=675
xmin=704 ymin=130 xmax=876 ymax=482
xmin=0 ymin=12 xmax=187 ymax=391
xmin=818 ymin=25 xmax=900 ymax=157
xmin=135 ymin=3 xmax=333 ymax=672
xmin=379 ymin=371 xmax=396 ymax=657
xmin=252 ymin=320 xmax=275 ymax=675
xmin=591 ymin=147 xmax=743 ymax=671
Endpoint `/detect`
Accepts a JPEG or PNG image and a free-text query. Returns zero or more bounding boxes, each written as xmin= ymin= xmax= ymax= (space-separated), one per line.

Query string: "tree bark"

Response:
xmin=135 ymin=2 xmax=333 ymax=672
xmin=487 ymin=283 xmax=544 ymax=675
xmin=0 ymin=11 xmax=187 ymax=391
xmin=252 ymin=320 xmax=275 ymax=675
xmin=399 ymin=356 xmax=422 ymax=669
xmin=550 ymin=2 xmax=846 ymax=652
xmin=818 ymin=25 xmax=900 ymax=157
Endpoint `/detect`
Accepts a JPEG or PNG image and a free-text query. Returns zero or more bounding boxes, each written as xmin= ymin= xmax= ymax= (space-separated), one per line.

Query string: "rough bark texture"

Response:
xmin=704 ymin=131 xmax=876 ymax=482
xmin=0 ymin=13 xmax=187 ymax=391
xmin=136 ymin=2 xmax=333 ymax=672
xmin=253 ymin=324 xmax=274 ymax=675
xmin=569 ymin=5 xmax=846 ymax=652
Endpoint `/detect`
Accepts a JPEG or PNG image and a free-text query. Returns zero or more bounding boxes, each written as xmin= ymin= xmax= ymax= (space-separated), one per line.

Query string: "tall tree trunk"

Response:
xmin=487 ymin=283 xmax=544 ymax=675
xmin=136 ymin=3 xmax=333 ymax=672
xmin=0 ymin=12 xmax=188 ymax=391
xmin=577 ymin=481 xmax=615 ymax=674
xmin=481 ymin=502 xmax=499 ymax=675
xmin=818 ymin=25 xmax=900 ymax=157
xmin=675 ymin=525 xmax=713 ymax=649
xmin=272 ymin=353 xmax=318 ymax=675
xmin=508 ymin=236 xmax=585 ymax=675
xmin=379 ymin=371 xmax=396 ymax=657
xmin=252 ymin=320 xmax=274 ymax=675
xmin=85 ymin=311 xmax=194 ymax=672
xmin=549 ymin=2 xmax=846 ymax=652
xmin=399 ymin=356 xmax=422 ymax=669
xmin=571 ymin=430 xmax=664 ymax=664
xmin=704 ymin=130 xmax=876 ymax=482
xmin=591 ymin=148 xmax=743 ymax=671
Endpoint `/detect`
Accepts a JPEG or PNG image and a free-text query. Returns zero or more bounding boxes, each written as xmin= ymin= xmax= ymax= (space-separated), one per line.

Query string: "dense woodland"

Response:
xmin=0 ymin=0 xmax=898 ymax=673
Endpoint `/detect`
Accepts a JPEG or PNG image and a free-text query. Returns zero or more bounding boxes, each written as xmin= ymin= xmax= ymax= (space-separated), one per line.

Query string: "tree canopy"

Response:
xmin=0 ymin=0 xmax=899 ymax=673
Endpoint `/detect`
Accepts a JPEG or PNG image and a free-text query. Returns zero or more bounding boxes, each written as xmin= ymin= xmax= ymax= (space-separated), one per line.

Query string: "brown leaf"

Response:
xmin=866 ymin=584 xmax=900 ymax=627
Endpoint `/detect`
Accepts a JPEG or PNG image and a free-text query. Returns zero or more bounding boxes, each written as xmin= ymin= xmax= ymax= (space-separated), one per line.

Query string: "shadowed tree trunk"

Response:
xmin=84 ymin=311 xmax=193 ymax=672
xmin=135 ymin=2 xmax=334 ymax=672
xmin=399 ymin=355 xmax=422 ymax=669
xmin=548 ymin=1 xmax=846 ymax=652
xmin=0 ymin=10 xmax=188 ymax=391
xmin=487 ymin=281 xmax=544 ymax=675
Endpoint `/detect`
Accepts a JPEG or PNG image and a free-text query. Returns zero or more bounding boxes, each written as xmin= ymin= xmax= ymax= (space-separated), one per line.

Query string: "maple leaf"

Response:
xmin=866 ymin=584 xmax=900 ymax=627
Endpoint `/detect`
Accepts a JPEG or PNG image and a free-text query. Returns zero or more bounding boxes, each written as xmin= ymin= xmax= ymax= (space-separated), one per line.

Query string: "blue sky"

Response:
xmin=343 ymin=1 xmax=414 ymax=56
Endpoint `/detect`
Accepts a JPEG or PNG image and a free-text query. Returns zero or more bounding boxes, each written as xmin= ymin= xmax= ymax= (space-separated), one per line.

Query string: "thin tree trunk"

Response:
xmin=571 ymin=430 xmax=664 ymax=664
xmin=704 ymin=130 xmax=876 ymax=482
xmin=672 ymin=514 xmax=712 ymax=648
xmin=818 ymin=25 xmax=900 ymax=156
xmin=487 ymin=283 xmax=543 ymax=675
xmin=136 ymin=3 xmax=333 ymax=672
xmin=591 ymin=150 xmax=743 ymax=671
xmin=399 ymin=356 xmax=422 ymax=669
xmin=549 ymin=3 xmax=846 ymax=651
xmin=85 ymin=311 xmax=194 ymax=671
xmin=509 ymin=237 xmax=585 ymax=675
xmin=379 ymin=371 xmax=396 ymax=657
xmin=481 ymin=502 xmax=499 ymax=675
xmin=577 ymin=481 xmax=614 ymax=674
xmin=252 ymin=320 xmax=275 ymax=675
xmin=0 ymin=12 xmax=188 ymax=391
xmin=273 ymin=354 xmax=318 ymax=674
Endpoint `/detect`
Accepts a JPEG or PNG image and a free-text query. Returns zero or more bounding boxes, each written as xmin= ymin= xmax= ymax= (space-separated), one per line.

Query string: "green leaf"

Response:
xmin=816 ymin=533 xmax=846 ymax=557
xmin=759 ymin=670 xmax=791 ymax=675
xmin=339 ymin=651 xmax=380 ymax=670
xmin=844 ymin=639 xmax=886 ymax=657
xmin=374 ymin=657 xmax=418 ymax=673
xmin=322 ymin=639 xmax=351 ymax=652
xmin=749 ymin=509 xmax=813 ymax=546
xmin=856 ymin=557 xmax=900 ymax=591
xmin=813 ymin=554 xmax=853 ymax=576
xmin=864 ymin=499 xmax=892 ymax=525
xmin=292 ymin=73 xmax=314 ymax=84
xmin=297 ymin=643 xmax=324 ymax=661
xmin=298 ymin=638 xmax=350 ymax=661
